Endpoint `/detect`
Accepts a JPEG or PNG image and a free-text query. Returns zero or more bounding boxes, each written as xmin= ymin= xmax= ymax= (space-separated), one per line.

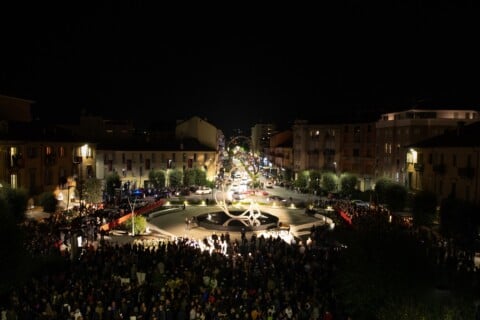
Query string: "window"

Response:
xmin=122 ymin=153 xmax=126 ymax=164
xmin=145 ymin=159 xmax=151 ymax=170
xmin=172 ymin=153 xmax=176 ymax=162
xmin=353 ymin=149 xmax=360 ymax=157
xmin=127 ymin=160 xmax=132 ymax=171
xmin=428 ymin=153 xmax=432 ymax=164
xmin=86 ymin=165 xmax=93 ymax=178
xmin=58 ymin=146 xmax=65 ymax=158
xmin=204 ymin=153 xmax=208 ymax=162
xmin=104 ymin=154 xmax=108 ymax=165
xmin=139 ymin=153 xmax=143 ymax=163
xmin=183 ymin=153 xmax=187 ymax=162
xmin=468 ymin=154 xmax=472 ymax=167
xmin=27 ymin=147 xmax=37 ymax=158
xmin=452 ymin=154 xmax=456 ymax=167
xmin=451 ymin=182 xmax=456 ymax=198
xmin=193 ymin=153 xmax=197 ymax=161
xmin=152 ymin=153 xmax=156 ymax=163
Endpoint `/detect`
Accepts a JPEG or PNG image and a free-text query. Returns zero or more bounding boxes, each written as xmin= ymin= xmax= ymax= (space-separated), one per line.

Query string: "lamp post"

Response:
xmin=128 ymin=197 xmax=137 ymax=236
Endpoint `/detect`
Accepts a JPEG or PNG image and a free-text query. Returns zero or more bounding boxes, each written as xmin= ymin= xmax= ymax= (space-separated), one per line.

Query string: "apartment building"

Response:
xmin=376 ymin=109 xmax=479 ymax=185
xmin=265 ymin=129 xmax=293 ymax=173
xmin=95 ymin=138 xmax=217 ymax=189
xmin=340 ymin=122 xmax=376 ymax=190
xmin=407 ymin=121 xmax=480 ymax=204
xmin=292 ymin=120 xmax=341 ymax=175
xmin=251 ymin=123 xmax=277 ymax=155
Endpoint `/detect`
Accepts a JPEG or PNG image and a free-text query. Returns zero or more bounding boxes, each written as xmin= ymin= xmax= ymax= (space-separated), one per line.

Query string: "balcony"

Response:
xmin=44 ymin=153 xmax=57 ymax=166
xmin=458 ymin=167 xmax=474 ymax=179
xmin=414 ymin=163 xmax=424 ymax=172
xmin=10 ymin=153 xmax=24 ymax=168
xmin=432 ymin=163 xmax=446 ymax=175
xmin=323 ymin=149 xmax=336 ymax=156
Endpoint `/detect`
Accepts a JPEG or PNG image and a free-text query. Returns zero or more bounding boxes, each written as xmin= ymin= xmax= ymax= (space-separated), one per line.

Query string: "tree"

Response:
xmin=105 ymin=172 xmax=121 ymax=198
xmin=333 ymin=216 xmax=436 ymax=319
xmin=439 ymin=198 xmax=479 ymax=249
xmin=39 ymin=192 xmax=57 ymax=213
xmin=412 ymin=190 xmax=437 ymax=228
xmin=0 ymin=195 xmax=28 ymax=295
xmin=148 ymin=169 xmax=166 ymax=189
xmin=386 ymin=183 xmax=407 ymax=212
xmin=168 ymin=169 xmax=183 ymax=188
xmin=321 ymin=172 xmax=338 ymax=193
xmin=83 ymin=178 xmax=103 ymax=205
xmin=194 ymin=168 xmax=207 ymax=186
xmin=183 ymin=169 xmax=196 ymax=187
xmin=309 ymin=170 xmax=321 ymax=193
xmin=0 ymin=184 xmax=28 ymax=223
xmin=124 ymin=215 xmax=148 ymax=235
xmin=374 ymin=178 xmax=407 ymax=211
xmin=340 ymin=173 xmax=358 ymax=197
xmin=374 ymin=177 xmax=393 ymax=205
xmin=295 ymin=170 xmax=309 ymax=191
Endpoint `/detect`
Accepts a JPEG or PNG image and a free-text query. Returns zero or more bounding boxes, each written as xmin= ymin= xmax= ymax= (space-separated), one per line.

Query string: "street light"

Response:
xmin=128 ymin=197 xmax=137 ymax=236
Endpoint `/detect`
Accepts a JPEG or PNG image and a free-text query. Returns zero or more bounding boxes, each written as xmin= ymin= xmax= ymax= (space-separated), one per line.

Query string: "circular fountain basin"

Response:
xmin=195 ymin=210 xmax=279 ymax=232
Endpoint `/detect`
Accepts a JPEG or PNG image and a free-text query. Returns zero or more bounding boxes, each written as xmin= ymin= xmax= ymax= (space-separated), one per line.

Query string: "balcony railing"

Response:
xmin=433 ymin=163 xmax=446 ymax=174
xmin=45 ymin=153 xmax=57 ymax=166
xmin=323 ymin=149 xmax=335 ymax=156
xmin=414 ymin=163 xmax=424 ymax=172
xmin=458 ymin=167 xmax=474 ymax=179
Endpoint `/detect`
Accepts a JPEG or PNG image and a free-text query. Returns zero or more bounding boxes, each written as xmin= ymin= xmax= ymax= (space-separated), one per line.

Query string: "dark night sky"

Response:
xmin=1 ymin=3 xmax=479 ymax=135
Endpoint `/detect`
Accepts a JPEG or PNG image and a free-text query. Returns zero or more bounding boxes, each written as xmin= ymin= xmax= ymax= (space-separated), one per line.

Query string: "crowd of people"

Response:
xmin=1 ymin=211 xmax=346 ymax=320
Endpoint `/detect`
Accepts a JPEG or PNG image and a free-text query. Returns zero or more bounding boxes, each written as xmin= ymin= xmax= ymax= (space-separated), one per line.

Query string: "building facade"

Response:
xmin=95 ymin=139 xmax=217 ymax=189
xmin=340 ymin=122 xmax=376 ymax=190
xmin=407 ymin=121 xmax=480 ymax=204
xmin=376 ymin=109 xmax=479 ymax=185
xmin=251 ymin=123 xmax=276 ymax=155
xmin=292 ymin=120 xmax=341 ymax=175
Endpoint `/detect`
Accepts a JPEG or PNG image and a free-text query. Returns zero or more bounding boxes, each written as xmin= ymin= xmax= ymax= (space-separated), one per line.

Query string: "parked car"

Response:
xmin=195 ymin=187 xmax=212 ymax=195
xmin=232 ymin=191 xmax=245 ymax=200
xmin=351 ymin=199 xmax=370 ymax=208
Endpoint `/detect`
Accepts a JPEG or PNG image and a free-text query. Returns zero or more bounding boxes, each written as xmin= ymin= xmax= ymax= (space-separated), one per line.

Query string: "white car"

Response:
xmin=195 ymin=187 xmax=212 ymax=195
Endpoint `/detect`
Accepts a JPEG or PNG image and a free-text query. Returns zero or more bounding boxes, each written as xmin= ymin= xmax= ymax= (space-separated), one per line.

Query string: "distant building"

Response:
xmin=251 ymin=123 xmax=276 ymax=155
xmin=96 ymin=138 xmax=217 ymax=188
xmin=340 ymin=122 xmax=376 ymax=190
xmin=176 ymin=116 xmax=219 ymax=151
xmin=0 ymin=121 xmax=94 ymax=199
xmin=376 ymin=109 xmax=479 ymax=184
xmin=265 ymin=130 xmax=293 ymax=177
xmin=0 ymin=94 xmax=33 ymax=122
xmin=292 ymin=120 xmax=341 ymax=175
xmin=407 ymin=121 xmax=480 ymax=204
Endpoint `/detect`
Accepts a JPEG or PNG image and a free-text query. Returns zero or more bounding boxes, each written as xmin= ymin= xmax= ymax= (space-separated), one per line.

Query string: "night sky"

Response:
xmin=1 ymin=3 xmax=479 ymax=135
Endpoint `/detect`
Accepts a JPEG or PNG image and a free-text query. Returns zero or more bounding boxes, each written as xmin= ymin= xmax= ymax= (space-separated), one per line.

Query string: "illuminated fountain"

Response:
xmin=195 ymin=184 xmax=279 ymax=232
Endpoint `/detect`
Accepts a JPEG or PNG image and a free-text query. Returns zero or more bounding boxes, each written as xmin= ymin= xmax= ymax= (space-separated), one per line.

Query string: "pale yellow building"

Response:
xmin=407 ymin=121 xmax=480 ymax=204
xmin=95 ymin=138 xmax=217 ymax=188
xmin=176 ymin=116 xmax=219 ymax=151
